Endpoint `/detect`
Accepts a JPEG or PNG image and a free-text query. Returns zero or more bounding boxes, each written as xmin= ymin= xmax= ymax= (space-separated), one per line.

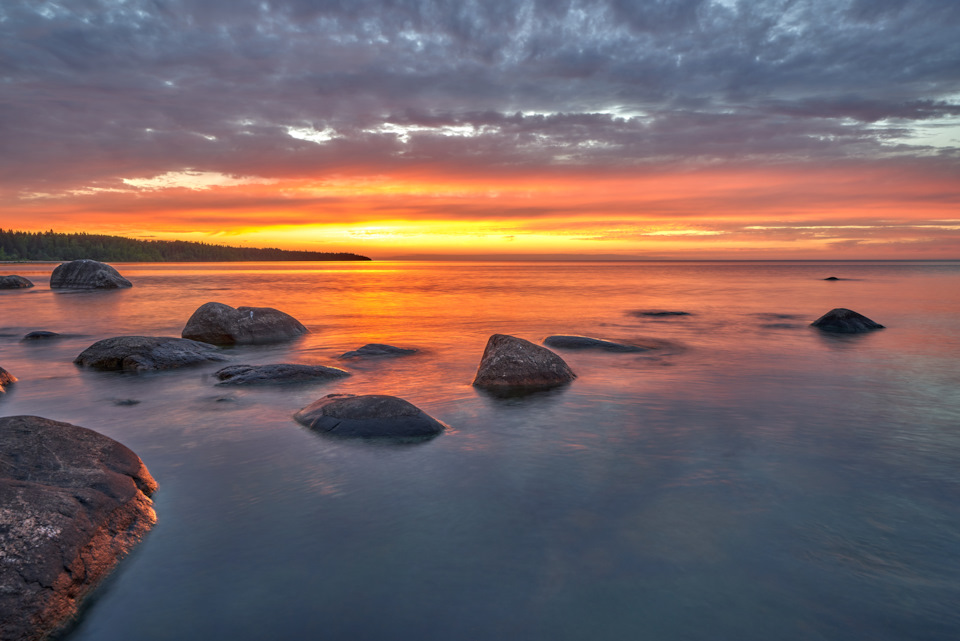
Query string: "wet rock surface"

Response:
xmin=811 ymin=308 xmax=885 ymax=333
xmin=22 ymin=331 xmax=62 ymax=341
xmin=339 ymin=343 xmax=418 ymax=359
xmin=75 ymin=336 xmax=227 ymax=371
xmin=215 ymin=363 xmax=350 ymax=385
xmin=294 ymin=393 xmax=446 ymax=439
xmin=49 ymin=260 xmax=132 ymax=289
xmin=0 ymin=366 xmax=16 ymax=394
xmin=0 ymin=415 xmax=157 ymax=641
xmin=0 ymin=275 xmax=34 ymax=289
xmin=182 ymin=302 xmax=308 ymax=345
xmin=473 ymin=334 xmax=576 ymax=391
xmin=630 ymin=310 xmax=691 ymax=317
xmin=543 ymin=335 xmax=648 ymax=352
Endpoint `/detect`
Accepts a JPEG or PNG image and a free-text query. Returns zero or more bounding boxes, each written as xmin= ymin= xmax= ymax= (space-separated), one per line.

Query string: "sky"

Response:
xmin=2 ymin=0 xmax=959 ymax=259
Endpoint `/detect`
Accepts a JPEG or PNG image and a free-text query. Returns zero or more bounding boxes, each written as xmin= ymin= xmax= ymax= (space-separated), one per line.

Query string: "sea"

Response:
xmin=1 ymin=260 xmax=958 ymax=641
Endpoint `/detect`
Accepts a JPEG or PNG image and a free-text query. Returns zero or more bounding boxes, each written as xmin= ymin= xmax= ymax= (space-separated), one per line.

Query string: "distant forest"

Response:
xmin=0 ymin=229 xmax=370 ymax=262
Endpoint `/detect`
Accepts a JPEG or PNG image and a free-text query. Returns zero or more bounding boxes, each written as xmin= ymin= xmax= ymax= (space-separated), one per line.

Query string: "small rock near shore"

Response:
xmin=22 ymin=330 xmax=62 ymax=341
xmin=543 ymin=335 xmax=647 ymax=352
xmin=75 ymin=336 xmax=227 ymax=371
xmin=811 ymin=308 xmax=885 ymax=333
xmin=473 ymin=334 xmax=576 ymax=391
xmin=294 ymin=393 xmax=446 ymax=439
xmin=49 ymin=259 xmax=132 ymax=289
xmin=215 ymin=363 xmax=350 ymax=385
xmin=0 ymin=366 xmax=16 ymax=394
xmin=182 ymin=302 xmax=308 ymax=345
xmin=339 ymin=343 xmax=418 ymax=359
xmin=0 ymin=275 xmax=34 ymax=289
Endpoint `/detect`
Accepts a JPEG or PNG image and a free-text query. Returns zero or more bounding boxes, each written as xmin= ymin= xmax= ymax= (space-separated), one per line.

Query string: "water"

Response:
xmin=2 ymin=260 xmax=959 ymax=640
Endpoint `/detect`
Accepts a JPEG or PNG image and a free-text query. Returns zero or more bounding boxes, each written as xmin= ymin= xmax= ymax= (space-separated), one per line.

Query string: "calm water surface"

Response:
xmin=1 ymin=261 xmax=959 ymax=640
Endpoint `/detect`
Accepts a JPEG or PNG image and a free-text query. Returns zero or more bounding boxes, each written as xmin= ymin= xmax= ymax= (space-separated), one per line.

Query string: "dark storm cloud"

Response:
xmin=1 ymin=0 xmax=959 ymax=194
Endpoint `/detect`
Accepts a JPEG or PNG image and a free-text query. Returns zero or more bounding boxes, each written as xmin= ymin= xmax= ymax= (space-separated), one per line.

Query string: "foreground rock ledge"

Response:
xmin=0 ymin=416 xmax=157 ymax=641
xmin=49 ymin=259 xmax=132 ymax=290
xmin=811 ymin=308 xmax=885 ymax=333
xmin=473 ymin=334 xmax=576 ymax=392
xmin=294 ymin=394 xmax=446 ymax=439
xmin=0 ymin=275 xmax=34 ymax=289
xmin=75 ymin=336 xmax=227 ymax=371
xmin=182 ymin=302 xmax=308 ymax=345
xmin=215 ymin=363 xmax=350 ymax=385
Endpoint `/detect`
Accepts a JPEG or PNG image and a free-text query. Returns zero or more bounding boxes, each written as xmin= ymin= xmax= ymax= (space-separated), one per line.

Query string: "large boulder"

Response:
xmin=472 ymin=334 xmax=576 ymax=391
xmin=214 ymin=363 xmax=350 ymax=385
xmin=0 ymin=415 xmax=157 ymax=641
xmin=543 ymin=335 xmax=647 ymax=353
xmin=0 ymin=366 xmax=16 ymax=394
xmin=0 ymin=275 xmax=34 ymax=289
xmin=49 ymin=259 xmax=132 ymax=289
xmin=75 ymin=336 xmax=227 ymax=371
xmin=811 ymin=308 xmax=885 ymax=333
xmin=294 ymin=394 xmax=446 ymax=439
xmin=339 ymin=343 xmax=418 ymax=359
xmin=182 ymin=302 xmax=307 ymax=345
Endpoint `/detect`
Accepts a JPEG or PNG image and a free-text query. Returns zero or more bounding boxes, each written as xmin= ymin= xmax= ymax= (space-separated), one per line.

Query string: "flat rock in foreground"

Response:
xmin=294 ymin=394 xmax=446 ymax=439
xmin=339 ymin=343 xmax=418 ymax=359
xmin=0 ymin=415 xmax=157 ymax=641
xmin=0 ymin=275 xmax=34 ymax=289
xmin=0 ymin=366 xmax=16 ymax=394
xmin=473 ymin=334 xmax=576 ymax=391
xmin=543 ymin=335 xmax=648 ymax=353
xmin=49 ymin=260 xmax=132 ymax=289
xmin=75 ymin=336 xmax=227 ymax=371
xmin=215 ymin=363 xmax=350 ymax=385
xmin=182 ymin=302 xmax=307 ymax=345
xmin=811 ymin=308 xmax=885 ymax=333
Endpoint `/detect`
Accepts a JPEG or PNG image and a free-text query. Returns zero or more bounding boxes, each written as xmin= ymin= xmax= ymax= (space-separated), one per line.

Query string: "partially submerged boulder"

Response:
xmin=182 ymin=302 xmax=307 ymax=345
xmin=22 ymin=330 xmax=62 ymax=341
xmin=214 ymin=363 xmax=350 ymax=385
xmin=631 ymin=310 xmax=691 ymax=317
xmin=0 ymin=366 xmax=16 ymax=394
xmin=49 ymin=259 xmax=132 ymax=289
xmin=339 ymin=343 xmax=418 ymax=359
xmin=75 ymin=336 xmax=227 ymax=371
xmin=543 ymin=335 xmax=647 ymax=353
xmin=0 ymin=275 xmax=33 ymax=289
xmin=294 ymin=394 xmax=446 ymax=439
xmin=811 ymin=308 xmax=885 ymax=333
xmin=0 ymin=415 xmax=157 ymax=641
xmin=472 ymin=334 xmax=576 ymax=391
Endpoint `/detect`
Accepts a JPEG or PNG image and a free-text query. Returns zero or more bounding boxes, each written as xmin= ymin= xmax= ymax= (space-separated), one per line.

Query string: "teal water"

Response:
xmin=1 ymin=261 xmax=959 ymax=640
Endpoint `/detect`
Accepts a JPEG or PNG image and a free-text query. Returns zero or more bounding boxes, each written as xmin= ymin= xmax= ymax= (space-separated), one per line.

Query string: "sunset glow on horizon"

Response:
xmin=2 ymin=1 xmax=959 ymax=259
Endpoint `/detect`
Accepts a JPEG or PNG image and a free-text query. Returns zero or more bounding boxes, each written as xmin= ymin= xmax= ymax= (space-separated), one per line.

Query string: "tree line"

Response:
xmin=0 ymin=229 xmax=371 ymax=262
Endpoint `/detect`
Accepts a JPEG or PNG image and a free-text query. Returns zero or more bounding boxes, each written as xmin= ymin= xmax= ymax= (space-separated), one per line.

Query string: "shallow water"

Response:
xmin=2 ymin=260 xmax=959 ymax=640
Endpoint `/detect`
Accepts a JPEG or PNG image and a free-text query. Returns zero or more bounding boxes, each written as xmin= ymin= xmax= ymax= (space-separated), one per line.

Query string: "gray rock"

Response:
xmin=339 ymin=343 xmax=418 ymax=359
xmin=811 ymin=308 xmax=885 ymax=333
xmin=49 ymin=259 xmax=132 ymax=289
xmin=22 ymin=331 xmax=61 ymax=341
xmin=75 ymin=336 xmax=227 ymax=371
xmin=294 ymin=393 xmax=446 ymax=439
xmin=543 ymin=335 xmax=648 ymax=353
xmin=182 ymin=302 xmax=307 ymax=345
xmin=0 ymin=366 xmax=16 ymax=394
xmin=823 ymin=276 xmax=841 ymax=281
xmin=473 ymin=334 xmax=576 ymax=391
xmin=0 ymin=415 xmax=157 ymax=641
xmin=215 ymin=363 xmax=350 ymax=385
xmin=0 ymin=275 xmax=34 ymax=289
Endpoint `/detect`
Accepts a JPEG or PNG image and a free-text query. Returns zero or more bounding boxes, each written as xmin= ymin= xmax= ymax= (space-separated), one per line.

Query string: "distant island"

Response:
xmin=0 ymin=229 xmax=370 ymax=262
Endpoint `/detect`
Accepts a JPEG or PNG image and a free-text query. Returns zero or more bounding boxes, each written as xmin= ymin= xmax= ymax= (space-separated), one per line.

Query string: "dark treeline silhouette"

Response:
xmin=0 ymin=229 xmax=371 ymax=262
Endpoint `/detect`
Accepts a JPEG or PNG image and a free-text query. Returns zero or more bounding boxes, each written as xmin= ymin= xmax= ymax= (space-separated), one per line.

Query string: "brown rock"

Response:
xmin=182 ymin=302 xmax=307 ymax=345
xmin=294 ymin=394 xmax=446 ymax=439
xmin=472 ymin=334 xmax=576 ymax=391
xmin=0 ymin=366 xmax=16 ymax=394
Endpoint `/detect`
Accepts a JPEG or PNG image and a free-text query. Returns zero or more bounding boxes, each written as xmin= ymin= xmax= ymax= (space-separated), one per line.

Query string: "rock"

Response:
xmin=22 ymin=330 xmax=62 ymax=341
xmin=0 ymin=275 xmax=34 ymax=289
xmin=543 ymin=335 xmax=648 ymax=353
xmin=74 ymin=336 xmax=227 ymax=371
xmin=294 ymin=394 xmax=446 ymax=439
xmin=811 ymin=308 xmax=885 ymax=333
xmin=0 ymin=415 xmax=157 ymax=641
xmin=472 ymin=334 xmax=576 ymax=391
xmin=631 ymin=310 xmax=691 ymax=317
xmin=0 ymin=366 xmax=16 ymax=394
xmin=214 ymin=363 xmax=350 ymax=385
xmin=49 ymin=259 xmax=132 ymax=289
xmin=339 ymin=343 xmax=418 ymax=359
xmin=182 ymin=302 xmax=307 ymax=345
xmin=823 ymin=276 xmax=841 ymax=281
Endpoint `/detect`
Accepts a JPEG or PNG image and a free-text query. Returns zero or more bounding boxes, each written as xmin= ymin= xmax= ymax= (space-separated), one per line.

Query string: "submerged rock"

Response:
xmin=339 ymin=343 xmax=418 ymax=359
xmin=0 ymin=415 xmax=157 ymax=641
xmin=0 ymin=275 xmax=34 ymax=289
xmin=294 ymin=394 xmax=446 ymax=439
xmin=543 ymin=335 xmax=647 ymax=353
xmin=823 ymin=276 xmax=841 ymax=281
xmin=75 ymin=336 xmax=227 ymax=371
xmin=472 ymin=334 xmax=576 ymax=391
xmin=214 ymin=363 xmax=350 ymax=385
xmin=631 ymin=310 xmax=691 ymax=317
xmin=182 ymin=302 xmax=307 ymax=345
xmin=0 ymin=366 xmax=16 ymax=394
xmin=22 ymin=330 xmax=62 ymax=341
xmin=811 ymin=308 xmax=885 ymax=333
xmin=49 ymin=259 xmax=132 ymax=289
